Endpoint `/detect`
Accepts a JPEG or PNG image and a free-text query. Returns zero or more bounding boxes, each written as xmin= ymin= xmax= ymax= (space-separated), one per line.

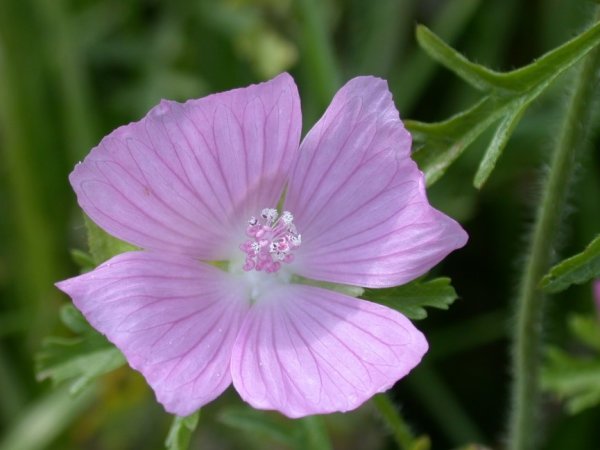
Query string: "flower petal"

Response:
xmin=285 ymin=76 xmax=467 ymax=287
xmin=230 ymin=284 xmax=427 ymax=418
xmin=56 ymin=251 xmax=249 ymax=416
xmin=71 ymin=73 xmax=301 ymax=259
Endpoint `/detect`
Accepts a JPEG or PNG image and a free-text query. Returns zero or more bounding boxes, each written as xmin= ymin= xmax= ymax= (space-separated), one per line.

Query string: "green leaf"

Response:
xmin=542 ymin=347 xmax=600 ymax=414
xmin=542 ymin=311 xmax=600 ymax=414
xmin=473 ymin=98 xmax=530 ymax=188
xmin=411 ymin=20 xmax=600 ymax=187
xmin=409 ymin=95 xmax=506 ymax=186
xmin=35 ymin=305 xmax=125 ymax=395
xmin=568 ymin=314 xmax=600 ymax=352
xmin=59 ymin=304 xmax=92 ymax=334
xmin=165 ymin=412 xmax=200 ymax=450
xmin=69 ymin=249 xmax=95 ymax=272
xmin=219 ymin=407 xmax=298 ymax=448
xmin=416 ymin=24 xmax=512 ymax=92
xmin=417 ymin=20 xmax=600 ymax=93
xmin=541 ymin=234 xmax=600 ymax=293
xmin=363 ymin=277 xmax=459 ymax=320
xmin=84 ymin=214 xmax=137 ymax=265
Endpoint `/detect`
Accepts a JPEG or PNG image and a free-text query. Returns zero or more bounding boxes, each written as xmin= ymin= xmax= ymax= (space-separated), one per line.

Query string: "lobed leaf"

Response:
xmin=411 ymin=20 xmax=600 ymax=187
xmin=542 ymin=347 xmax=600 ymax=414
xmin=35 ymin=304 xmax=125 ymax=395
xmin=408 ymin=96 xmax=506 ymax=185
xmin=363 ymin=277 xmax=459 ymax=320
xmin=541 ymin=234 xmax=600 ymax=293
xmin=416 ymin=25 xmax=512 ymax=92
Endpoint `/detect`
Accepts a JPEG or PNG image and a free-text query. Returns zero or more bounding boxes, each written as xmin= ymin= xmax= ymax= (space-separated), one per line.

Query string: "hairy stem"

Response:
xmin=507 ymin=9 xmax=600 ymax=450
xmin=373 ymin=394 xmax=421 ymax=450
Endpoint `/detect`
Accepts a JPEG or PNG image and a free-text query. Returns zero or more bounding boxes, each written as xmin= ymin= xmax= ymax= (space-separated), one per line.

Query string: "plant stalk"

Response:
xmin=507 ymin=9 xmax=600 ymax=450
xmin=373 ymin=394 xmax=421 ymax=450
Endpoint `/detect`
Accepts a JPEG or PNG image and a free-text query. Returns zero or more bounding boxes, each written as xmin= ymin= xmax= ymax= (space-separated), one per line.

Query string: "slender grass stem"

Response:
xmin=507 ymin=9 xmax=600 ymax=450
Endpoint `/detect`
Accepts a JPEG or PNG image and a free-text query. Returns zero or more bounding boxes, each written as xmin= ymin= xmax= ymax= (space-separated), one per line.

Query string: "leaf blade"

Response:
xmin=416 ymin=25 xmax=512 ymax=92
xmin=541 ymin=234 xmax=600 ymax=293
xmin=473 ymin=98 xmax=530 ymax=188
xmin=363 ymin=277 xmax=459 ymax=320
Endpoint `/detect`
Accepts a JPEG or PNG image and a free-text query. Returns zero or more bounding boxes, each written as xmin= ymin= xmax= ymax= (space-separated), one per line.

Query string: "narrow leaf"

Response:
xmin=165 ymin=412 xmax=200 ymax=450
xmin=363 ymin=277 xmax=459 ymax=320
xmin=417 ymin=20 xmax=600 ymax=93
xmin=416 ymin=25 xmax=512 ymax=92
xmin=409 ymin=96 xmax=508 ymax=185
xmin=35 ymin=305 xmax=126 ymax=395
xmin=473 ymin=98 xmax=530 ymax=188
xmin=503 ymin=19 xmax=600 ymax=90
xmin=59 ymin=304 xmax=92 ymax=334
xmin=36 ymin=337 xmax=125 ymax=395
xmin=541 ymin=234 xmax=600 ymax=293
xmin=411 ymin=18 xmax=600 ymax=185
xmin=69 ymin=249 xmax=95 ymax=272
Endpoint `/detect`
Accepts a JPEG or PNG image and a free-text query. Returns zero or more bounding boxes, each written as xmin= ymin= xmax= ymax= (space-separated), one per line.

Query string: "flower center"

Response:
xmin=239 ymin=208 xmax=301 ymax=273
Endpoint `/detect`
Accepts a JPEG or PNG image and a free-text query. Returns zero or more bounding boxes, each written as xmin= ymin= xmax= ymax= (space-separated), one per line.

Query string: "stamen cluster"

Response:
xmin=240 ymin=208 xmax=301 ymax=273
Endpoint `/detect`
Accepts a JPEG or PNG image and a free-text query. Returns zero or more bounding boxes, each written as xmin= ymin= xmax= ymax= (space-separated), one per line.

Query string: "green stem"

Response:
xmin=301 ymin=416 xmax=332 ymax=450
xmin=372 ymin=394 xmax=419 ymax=450
xmin=507 ymin=9 xmax=600 ymax=450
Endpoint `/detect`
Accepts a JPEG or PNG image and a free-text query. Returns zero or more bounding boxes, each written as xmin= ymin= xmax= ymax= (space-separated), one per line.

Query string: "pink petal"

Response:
xmin=230 ymin=284 xmax=427 ymax=418
xmin=56 ymin=251 xmax=249 ymax=416
xmin=285 ymin=76 xmax=467 ymax=287
xmin=71 ymin=73 xmax=301 ymax=260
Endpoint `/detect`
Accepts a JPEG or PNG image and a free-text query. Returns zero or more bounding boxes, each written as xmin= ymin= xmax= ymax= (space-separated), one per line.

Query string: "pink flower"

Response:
xmin=56 ymin=74 xmax=467 ymax=418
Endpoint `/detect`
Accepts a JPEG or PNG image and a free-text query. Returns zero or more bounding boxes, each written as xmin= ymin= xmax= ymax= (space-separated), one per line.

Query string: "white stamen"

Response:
xmin=241 ymin=207 xmax=301 ymax=273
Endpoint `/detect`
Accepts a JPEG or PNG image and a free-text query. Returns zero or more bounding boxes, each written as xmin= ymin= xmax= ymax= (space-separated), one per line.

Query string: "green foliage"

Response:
xmin=219 ymin=407 xmax=299 ymax=448
xmin=69 ymin=249 xmax=95 ymax=273
xmin=408 ymin=20 xmax=600 ymax=187
xmin=363 ymin=278 xmax=458 ymax=320
xmin=542 ymin=314 xmax=600 ymax=414
xmin=372 ymin=394 xmax=431 ymax=450
xmin=84 ymin=214 xmax=137 ymax=265
xmin=35 ymin=305 xmax=125 ymax=396
xmin=165 ymin=412 xmax=200 ymax=450
xmin=219 ymin=407 xmax=331 ymax=450
xmin=0 ymin=385 xmax=97 ymax=450
xmin=541 ymin=234 xmax=600 ymax=293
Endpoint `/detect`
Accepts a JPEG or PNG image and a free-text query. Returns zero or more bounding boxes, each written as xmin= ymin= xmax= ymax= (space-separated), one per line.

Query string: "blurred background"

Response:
xmin=1 ymin=0 xmax=600 ymax=448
